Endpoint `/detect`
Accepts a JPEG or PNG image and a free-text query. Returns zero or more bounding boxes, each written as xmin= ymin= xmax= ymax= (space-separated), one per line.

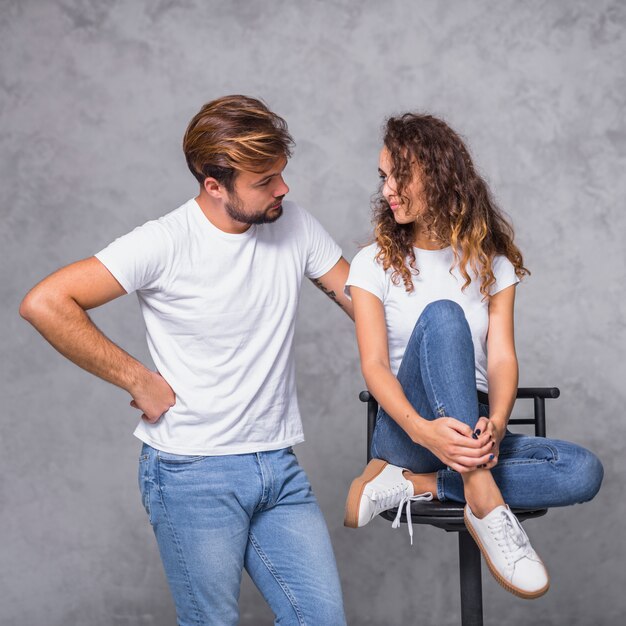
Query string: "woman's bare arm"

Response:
xmin=484 ymin=284 xmax=519 ymax=443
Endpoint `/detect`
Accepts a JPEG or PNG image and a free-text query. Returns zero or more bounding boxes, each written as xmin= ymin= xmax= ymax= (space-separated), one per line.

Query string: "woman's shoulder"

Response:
xmin=488 ymin=254 xmax=520 ymax=294
xmin=490 ymin=253 xmax=516 ymax=275
xmin=351 ymin=242 xmax=382 ymax=266
xmin=346 ymin=242 xmax=387 ymax=299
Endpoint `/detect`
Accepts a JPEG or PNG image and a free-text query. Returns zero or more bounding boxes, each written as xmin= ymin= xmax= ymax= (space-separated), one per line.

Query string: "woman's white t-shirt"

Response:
xmin=345 ymin=244 xmax=519 ymax=393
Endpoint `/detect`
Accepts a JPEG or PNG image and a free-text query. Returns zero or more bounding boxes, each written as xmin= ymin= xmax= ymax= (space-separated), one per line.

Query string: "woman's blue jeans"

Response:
xmin=139 ymin=444 xmax=346 ymax=626
xmin=371 ymin=299 xmax=604 ymax=508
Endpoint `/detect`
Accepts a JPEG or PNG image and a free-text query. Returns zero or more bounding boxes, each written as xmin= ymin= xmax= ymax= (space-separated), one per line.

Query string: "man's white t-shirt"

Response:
xmin=345 ymin=244 xmax=519 ymax=393
xmin=95 ymin=199 xmax=341 ymax=455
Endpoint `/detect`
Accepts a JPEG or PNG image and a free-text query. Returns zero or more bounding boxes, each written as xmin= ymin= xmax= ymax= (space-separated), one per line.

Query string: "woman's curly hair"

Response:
xmin=374 ymin=113 xmax=529 ymax=298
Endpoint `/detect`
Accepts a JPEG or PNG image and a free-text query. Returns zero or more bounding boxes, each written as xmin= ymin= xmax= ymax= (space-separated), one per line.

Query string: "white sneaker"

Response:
xmin=344 ymin=459 xmax=432 ymax=544
xmin=464 ymin=504 xmax=550 ymax=599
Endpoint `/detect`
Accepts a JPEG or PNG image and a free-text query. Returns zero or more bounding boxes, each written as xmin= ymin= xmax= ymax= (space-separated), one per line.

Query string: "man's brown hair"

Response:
xmin=183 ymin=95 xmax=294 ymax=191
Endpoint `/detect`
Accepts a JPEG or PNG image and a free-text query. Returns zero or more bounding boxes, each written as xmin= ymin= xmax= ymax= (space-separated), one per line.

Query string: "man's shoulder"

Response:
xmin=153 ymin=198 xmax=195 ymax=231
xmin=259 ymin=200 xmax=310 ymax=239
xmin=279 ymin=200 xmax=307 ymax=223
xmin=131 ymin=198 xmax=197 ymax=250
xmin=274 ymin=201 xmax=339 ymax=242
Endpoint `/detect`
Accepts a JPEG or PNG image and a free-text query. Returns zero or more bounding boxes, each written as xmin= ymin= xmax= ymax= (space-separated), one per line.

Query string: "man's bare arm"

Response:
xmin=19 ymin=257 xmax=174 ymax=422
xmin=309 ymin=257 xmax=354 ymax=320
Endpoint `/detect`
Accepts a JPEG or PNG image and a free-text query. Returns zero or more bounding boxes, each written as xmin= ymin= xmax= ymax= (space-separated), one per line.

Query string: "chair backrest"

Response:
xmin=508 ymin=387 xmax=560 ymax=437
xmin=360 ymin=387 xmax=560 ymax=464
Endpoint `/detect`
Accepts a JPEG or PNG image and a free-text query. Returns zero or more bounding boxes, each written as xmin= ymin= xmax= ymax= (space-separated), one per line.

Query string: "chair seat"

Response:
xmin=380 ymin=500 xmax=547 ymax=532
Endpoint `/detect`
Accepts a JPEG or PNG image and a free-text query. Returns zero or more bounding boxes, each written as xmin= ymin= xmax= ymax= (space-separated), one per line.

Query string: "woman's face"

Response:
xmin=378 ymin=147 xmax=427 ymax=224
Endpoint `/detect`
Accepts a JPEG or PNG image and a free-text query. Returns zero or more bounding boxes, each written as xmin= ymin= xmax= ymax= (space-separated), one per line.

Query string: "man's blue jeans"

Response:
xmin=372 ymin=299 xmax=604 ymax=508
xmin=139 ymin=444 xmax=347 ymax=626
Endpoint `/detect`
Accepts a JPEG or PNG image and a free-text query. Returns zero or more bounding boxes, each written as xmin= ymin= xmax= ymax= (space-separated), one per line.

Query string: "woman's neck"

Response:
xmin=413 ymin=225 xmax=447 ymax=250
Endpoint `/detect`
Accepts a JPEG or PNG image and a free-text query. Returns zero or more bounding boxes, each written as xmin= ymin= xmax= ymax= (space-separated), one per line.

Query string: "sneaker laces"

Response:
xmin=488 ymin=509 xmax=532 ymax=568
xmin=370 ymin=483 xmax=410 ymax=516
xmin=391 ymin=492 xmax=434 ymax=545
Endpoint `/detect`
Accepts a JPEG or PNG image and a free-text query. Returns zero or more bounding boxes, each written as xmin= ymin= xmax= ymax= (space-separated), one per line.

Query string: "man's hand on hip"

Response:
xmin=130 ymin=370 xmax=176 ymax=423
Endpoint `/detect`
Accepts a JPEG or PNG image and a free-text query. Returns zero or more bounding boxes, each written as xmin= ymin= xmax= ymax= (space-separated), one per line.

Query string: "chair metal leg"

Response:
xmin=459 ymin=531 xmax=483 ymax=626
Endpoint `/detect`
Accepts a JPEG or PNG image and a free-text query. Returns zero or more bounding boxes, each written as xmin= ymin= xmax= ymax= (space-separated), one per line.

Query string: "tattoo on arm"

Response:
xmin=310 ymin=277 xmax=343 ymax=309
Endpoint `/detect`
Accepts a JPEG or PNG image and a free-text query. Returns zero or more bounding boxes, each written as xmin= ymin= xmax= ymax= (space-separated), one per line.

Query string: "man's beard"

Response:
xmin=225 ymin=193 xmax=284 ymax=225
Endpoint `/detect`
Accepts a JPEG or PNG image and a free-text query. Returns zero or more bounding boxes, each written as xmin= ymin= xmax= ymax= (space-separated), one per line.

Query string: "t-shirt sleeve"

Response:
xmin=94 ymin=220 xmax=173 ymax=294
xmin=300 ymin=208 xmax=342 ymax=279
xmin=490 ymin=255 xmax=520 ymax=295
xmin=344 ymin=247 xmax=385 ymax=301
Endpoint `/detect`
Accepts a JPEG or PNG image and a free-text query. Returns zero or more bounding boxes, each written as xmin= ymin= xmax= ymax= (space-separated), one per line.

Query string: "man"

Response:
xmin=20 ymin=95 xmax=352 ymax=625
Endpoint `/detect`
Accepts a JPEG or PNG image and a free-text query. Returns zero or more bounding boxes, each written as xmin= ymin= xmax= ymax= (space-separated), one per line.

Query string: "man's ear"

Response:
xmin=203 ymin=177 xmax=225 ymax=199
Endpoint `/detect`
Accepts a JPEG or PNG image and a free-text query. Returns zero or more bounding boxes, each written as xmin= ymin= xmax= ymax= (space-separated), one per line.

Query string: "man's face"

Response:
xmin=224 ymin=158 xmax=290 ymax=225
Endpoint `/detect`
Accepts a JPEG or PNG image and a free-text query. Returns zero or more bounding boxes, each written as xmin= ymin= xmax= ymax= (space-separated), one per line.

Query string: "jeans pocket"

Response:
xmin=157 ymin=451 xmax=205 ymax=465
xmin=138 ymin=456 xmax=153 ymax=523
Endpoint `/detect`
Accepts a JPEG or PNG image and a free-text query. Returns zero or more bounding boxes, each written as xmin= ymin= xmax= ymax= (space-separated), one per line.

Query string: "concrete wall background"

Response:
xmin=2 ymin=0 xmax=625 ymax=624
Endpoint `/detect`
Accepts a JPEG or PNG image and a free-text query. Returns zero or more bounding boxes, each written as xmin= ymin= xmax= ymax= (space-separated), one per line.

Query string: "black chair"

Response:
xmin=359 ymin=387 xmax=560 ymax=626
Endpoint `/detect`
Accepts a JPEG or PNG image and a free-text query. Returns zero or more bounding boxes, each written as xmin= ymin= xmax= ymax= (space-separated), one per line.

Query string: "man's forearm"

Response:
xmin=20 ymin=292 xmax=150 ymax=394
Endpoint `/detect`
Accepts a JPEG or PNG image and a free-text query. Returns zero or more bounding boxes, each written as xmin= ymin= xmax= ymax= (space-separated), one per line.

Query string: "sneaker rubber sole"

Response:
xmin=344 ymin=459 xmax=389 ymax=528
xmin=463 ymin=507 xmax=550 ymax=600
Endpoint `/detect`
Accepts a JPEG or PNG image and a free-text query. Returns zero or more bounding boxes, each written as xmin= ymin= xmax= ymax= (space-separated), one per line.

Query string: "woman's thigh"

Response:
xmin=437 ymin=433 xmax=604 ymax=508
xmin=492 ymin=433 xmax=604 ymax=508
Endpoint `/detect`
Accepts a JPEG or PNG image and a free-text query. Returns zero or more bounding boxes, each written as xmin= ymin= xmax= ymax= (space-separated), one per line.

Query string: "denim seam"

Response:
xmin=421 ymin=331 xmax=446 ymax=417
xmin=140 ymin=461 xmax=152 ymax=522
xmin=371 ymin=437 xmax=379 ymax=460
xmin=494 ymin=459 xmax=555 ymax=467
xmin=499 ymin=443 xmax=560 ymax=463
xmin=370 ymin=411 xmax=384 ymax=459
xmin=156 ymin=460 xmax=203 ymax=626
xmin=266 ymin=453 xmax=276 ymax=509
xmin=248 ymin=531 xmax=306 ymax=625
xmin=436 ymin=470 xmax=446 ymax=501
xmin=255 ymin=453 xmax=269 ymax=512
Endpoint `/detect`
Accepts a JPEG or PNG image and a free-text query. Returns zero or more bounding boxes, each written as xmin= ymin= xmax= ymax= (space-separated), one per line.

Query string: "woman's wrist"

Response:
xmin=408 ymin=413 xmax=430 ymax=445
xmin=489 ymin=414 xmax=508 ymax=439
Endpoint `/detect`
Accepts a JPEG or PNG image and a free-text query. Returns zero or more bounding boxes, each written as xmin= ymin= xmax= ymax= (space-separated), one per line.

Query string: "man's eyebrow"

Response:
xmin=253 ymin=174 xmax=275 ymax=185
xmin=252 ymin=171 xmax=282 ymax=186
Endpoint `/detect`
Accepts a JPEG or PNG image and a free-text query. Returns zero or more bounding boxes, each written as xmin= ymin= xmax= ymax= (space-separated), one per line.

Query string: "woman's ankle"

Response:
xmin=403 ymin=471 xmax=438 ymax=499
xmin=463 ymin=470 xmax=505 ymax=518
xmin=466 ymin=495 xmax=506 ymax=519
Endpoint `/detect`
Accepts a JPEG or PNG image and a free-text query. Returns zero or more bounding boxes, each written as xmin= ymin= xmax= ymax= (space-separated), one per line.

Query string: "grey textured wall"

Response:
xmin=2 ymin=0 xmax=625 ymax=624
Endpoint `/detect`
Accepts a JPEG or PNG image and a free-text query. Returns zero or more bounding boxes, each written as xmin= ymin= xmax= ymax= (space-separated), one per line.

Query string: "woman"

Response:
xmin=343 ymin=113 xmax=603 ymax=600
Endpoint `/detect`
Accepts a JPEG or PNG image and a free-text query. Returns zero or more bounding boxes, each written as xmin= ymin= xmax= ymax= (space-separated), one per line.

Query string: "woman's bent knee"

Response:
xmin=419 ymin=300 xmax=469 ymax=334
xmin=576 ymin=448 xmax=604 ymax=503
xmin=561 ymin=444 xmax=604 ymax=505
xmin=422 ymin=299 xmax=464 ymax=320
